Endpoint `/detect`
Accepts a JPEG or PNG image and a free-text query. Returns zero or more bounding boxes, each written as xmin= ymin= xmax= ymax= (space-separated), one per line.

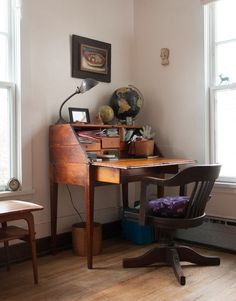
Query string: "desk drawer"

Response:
xmin=81 ymin=141 xmax=101 ymax=151
xmin=101 ymin=137 xmax=120 ymax=149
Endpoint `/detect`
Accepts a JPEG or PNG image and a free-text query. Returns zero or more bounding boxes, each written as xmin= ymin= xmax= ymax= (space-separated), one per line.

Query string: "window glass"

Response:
xmin=215 ymin=42 xmax=236 ymax=85
xmin=0 ymin=0 xmax=20 ymax=189
xmin=0 ymin=88 xmax=11 ymax=186
xmin=208 ymin=0 xmax=236 ymax=182
xmin=0 ymin=34 xmax=9 ymax=81
xmin=0 ymin=0 xmax=8 ymax=33
xmin=215 ymin=89 xmax=236 ymax=179
xmin=215 ymin=0 xmax=236 ymax=42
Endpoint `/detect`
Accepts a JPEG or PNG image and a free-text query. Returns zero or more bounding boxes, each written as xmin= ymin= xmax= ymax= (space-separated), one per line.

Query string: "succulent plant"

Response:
xmin=140 ymin=125 xmax=155 ymax=140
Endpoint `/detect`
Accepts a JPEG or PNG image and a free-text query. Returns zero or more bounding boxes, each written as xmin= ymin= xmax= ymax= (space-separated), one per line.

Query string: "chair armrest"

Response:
xmin=141 ymin=176 xmax=167 ymax=186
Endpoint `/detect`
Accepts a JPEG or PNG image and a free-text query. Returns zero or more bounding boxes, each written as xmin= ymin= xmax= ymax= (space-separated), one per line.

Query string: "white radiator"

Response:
xmin=176 ymin=216 xmax=236 ymax=251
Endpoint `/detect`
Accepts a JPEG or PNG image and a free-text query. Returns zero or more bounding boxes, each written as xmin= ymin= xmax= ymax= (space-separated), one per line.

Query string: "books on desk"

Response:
xmin=87 ymin=153 xmax=118 ymax=162
xmin=97 ymin=154 xmax=118 ymax=160
xmin=77 ymin=129 xmax=120 ymax=142
xmin=78 ymin=137 xmax=97 ymax=143
xmin=77 ymin=130 xmax=105 ymax=141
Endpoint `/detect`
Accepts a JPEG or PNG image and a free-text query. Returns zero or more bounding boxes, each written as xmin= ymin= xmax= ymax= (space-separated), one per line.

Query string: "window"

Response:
xmin=206 ymin=0 xmax=236 ymax=182
xmin=0 ymin=0 xmax=20 ymax=189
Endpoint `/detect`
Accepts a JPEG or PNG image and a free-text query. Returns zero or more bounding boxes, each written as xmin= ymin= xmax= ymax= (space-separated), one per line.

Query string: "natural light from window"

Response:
xmin=0 ymin=0 xmax=13 ymax=188
xmin=0 ymin=89 xmax=11 ymax=185
xmin=209 ymin=0 xmax=236 ymax=182
xmin=215 ymin=90 xmax=236 ymax=178
xmin=0 ymin=0 xmax=9 ymax=81
xmin=215 ymin=0 xmax=236 ymax=43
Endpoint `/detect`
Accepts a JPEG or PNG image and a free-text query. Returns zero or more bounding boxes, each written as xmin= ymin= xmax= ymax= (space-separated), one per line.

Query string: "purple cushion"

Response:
xmin=148 ymin=196 xmax=189 ymax=218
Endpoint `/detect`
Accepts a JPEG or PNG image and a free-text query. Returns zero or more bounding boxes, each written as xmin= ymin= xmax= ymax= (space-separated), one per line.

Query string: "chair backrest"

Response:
xmin=160 ymin=164 xmax=221 ymax=219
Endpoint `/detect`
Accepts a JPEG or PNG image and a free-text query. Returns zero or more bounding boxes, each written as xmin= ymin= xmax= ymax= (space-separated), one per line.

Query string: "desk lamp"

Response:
xmin=56 ymin=78 xmax=99 ymax=124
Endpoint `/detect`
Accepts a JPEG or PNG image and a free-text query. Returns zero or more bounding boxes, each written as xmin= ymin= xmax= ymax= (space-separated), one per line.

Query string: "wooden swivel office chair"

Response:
xmin=123 ymin=164 xmax=221 ymax=285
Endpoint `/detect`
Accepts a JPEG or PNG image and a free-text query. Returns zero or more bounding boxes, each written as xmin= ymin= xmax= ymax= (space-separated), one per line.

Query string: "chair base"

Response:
xmin=123 ymin=245 xmax=220 ymax=285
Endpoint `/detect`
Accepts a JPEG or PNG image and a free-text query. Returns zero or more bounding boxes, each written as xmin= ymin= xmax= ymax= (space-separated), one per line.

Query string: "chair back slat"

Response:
xmin=187 ymin=179 xmax=216 ymax=218
xmin=172 ymin=165 xmax=220 ymax=219
xmin=190 ymin=182 xmax=205 ymax=218
xmin=185 ymin=181 xmax=199 ymax=218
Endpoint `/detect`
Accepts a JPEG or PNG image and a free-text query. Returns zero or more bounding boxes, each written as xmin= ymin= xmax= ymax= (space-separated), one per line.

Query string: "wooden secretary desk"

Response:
xmin=49 ymin=123 xmax=193 ymax=269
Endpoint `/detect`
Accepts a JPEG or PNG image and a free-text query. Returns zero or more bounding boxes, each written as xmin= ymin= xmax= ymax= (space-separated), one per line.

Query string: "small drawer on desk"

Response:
xmin=81 ymin=141 xmax=101 ymax=151
xmin=101 ymin=137 xmax=120 ymax=149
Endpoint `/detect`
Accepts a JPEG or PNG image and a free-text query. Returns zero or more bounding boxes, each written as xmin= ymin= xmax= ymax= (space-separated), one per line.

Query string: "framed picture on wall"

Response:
xmin=68 ymin=107 xmax=90 ymax=123
xmin=72 ymin=35 xmax=111 ymax=83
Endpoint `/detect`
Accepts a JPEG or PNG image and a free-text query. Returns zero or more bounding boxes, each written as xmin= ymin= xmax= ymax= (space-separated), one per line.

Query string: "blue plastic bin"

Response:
xmin=122 ymin=215 xmax=154 ymax=245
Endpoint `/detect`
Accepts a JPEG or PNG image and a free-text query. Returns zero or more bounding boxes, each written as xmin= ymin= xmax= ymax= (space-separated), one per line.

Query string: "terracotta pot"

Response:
xmin=72 ymin=222 xmax=102 ymax=256
xmin=129 ymin=140 xmax=154 ymax=156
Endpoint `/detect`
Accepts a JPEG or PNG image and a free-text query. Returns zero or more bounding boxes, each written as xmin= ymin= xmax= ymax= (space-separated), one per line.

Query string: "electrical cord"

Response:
xmin=66 ymin=184 xmax=84 ymax=223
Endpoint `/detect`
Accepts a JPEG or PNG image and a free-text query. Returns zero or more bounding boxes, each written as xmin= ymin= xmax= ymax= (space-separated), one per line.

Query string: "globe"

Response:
xmin=98 ymin=105 xmax=114 ymax=124
xmin=110 ymin=85 xmax=143 ymax=121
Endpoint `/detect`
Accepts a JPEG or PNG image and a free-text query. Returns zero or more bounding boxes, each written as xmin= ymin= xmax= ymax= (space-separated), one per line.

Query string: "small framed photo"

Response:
xmin=72 ymin=35 xmax=111 ymax=83
xmin=68 ymin=108 xmax=90 ymax=123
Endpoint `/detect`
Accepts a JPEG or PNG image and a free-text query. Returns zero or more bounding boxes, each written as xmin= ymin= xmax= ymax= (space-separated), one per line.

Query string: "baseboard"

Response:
xmin=0 ymin=220 xmax=122 ymax=266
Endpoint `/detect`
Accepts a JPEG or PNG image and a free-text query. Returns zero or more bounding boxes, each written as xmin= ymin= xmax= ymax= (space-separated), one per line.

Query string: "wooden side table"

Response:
xmin=0 ymin=200 xmax=43 ymax=284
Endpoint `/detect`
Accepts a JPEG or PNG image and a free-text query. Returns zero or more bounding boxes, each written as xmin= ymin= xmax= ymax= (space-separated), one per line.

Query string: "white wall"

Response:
xmin=133 ymin=0 xmax=205 ymax=161
xmin=18 ymin=0 xmax=134 ymax=237
xmin=132 ymin=0 xmax=236 ymax=220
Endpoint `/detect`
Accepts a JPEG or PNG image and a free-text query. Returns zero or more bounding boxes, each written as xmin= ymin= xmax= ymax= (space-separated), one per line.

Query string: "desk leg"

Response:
xmin=50 ymin=180 xmax=58 ymax=253
xmin=157 ymin=173 xmax=165 ymax=198
xmin=122 ymin=183 xmax=129 ymax=209
xmin=85 ymin=178 xmax=95 ymax=269
xmin=25 ymin=212 xmax=38 ymax=284
xmin=1 ymin=222 xmax=10 ymax=271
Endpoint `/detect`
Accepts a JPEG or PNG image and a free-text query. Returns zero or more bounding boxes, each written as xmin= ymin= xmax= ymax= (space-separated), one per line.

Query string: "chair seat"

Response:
xmin=124 ymin=209 xmax=206 ymax=230
xmin=149 ymin=196 xmax=189 ymax=218
xmin=149 ymin=213 xmax=206 ymax=230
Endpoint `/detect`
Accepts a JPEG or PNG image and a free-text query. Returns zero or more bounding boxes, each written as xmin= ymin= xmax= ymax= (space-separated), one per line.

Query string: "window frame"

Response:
xmin=206 ymin=2 xmax=236 ymax=183
xmin=0 ymin=0 xmax=20 ymax=189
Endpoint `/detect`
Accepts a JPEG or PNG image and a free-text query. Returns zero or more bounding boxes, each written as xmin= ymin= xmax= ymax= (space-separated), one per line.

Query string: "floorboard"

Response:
xmin=0 ymin=239 xmax=235 ymax=301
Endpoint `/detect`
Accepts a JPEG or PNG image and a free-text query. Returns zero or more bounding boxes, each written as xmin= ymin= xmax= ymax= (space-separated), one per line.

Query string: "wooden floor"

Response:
xmin=0 ymin=239 xmax=236 ymax=301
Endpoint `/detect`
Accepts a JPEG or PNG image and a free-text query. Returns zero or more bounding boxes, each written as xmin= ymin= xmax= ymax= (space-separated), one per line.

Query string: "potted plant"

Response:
xmin=129 ymin=125 xmax=156 ymax=156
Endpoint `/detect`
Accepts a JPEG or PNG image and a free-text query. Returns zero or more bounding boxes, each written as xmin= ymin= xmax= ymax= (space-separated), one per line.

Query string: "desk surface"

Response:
xmin=92 ymin=157 xmax=194 ymax=170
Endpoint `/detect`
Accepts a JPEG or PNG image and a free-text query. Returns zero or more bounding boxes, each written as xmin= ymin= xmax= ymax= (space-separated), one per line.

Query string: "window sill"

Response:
xmin=0 ymin=189 xmax=35 ymax=199
xmin=215 ymin=181 xmax=236 ymax=189
xmin=213 ymin=181 xmax=236 ymax=195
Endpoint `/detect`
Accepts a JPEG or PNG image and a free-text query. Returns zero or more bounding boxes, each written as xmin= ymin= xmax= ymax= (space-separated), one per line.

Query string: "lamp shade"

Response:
xmin=56 ymin=78 xmax=99 ymax=124
xmin=79 ymin=78 xmax=99 ymax=93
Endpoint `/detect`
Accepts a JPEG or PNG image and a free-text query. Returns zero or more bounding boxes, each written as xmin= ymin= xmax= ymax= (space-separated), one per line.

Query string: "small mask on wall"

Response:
xmin=160 ymin=48 xmax=169 ymax=66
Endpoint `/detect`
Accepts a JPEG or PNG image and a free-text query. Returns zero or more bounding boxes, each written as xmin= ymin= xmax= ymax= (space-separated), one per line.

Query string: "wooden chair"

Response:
xmin=123 ymin=164 xmax=221 ymax=285
xmin=0 ymin=200 xmax=43 ymax=284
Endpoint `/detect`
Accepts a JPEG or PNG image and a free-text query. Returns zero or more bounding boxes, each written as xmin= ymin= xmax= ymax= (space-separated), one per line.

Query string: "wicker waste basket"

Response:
xmin=72 ymin=222 xmax=102 ymax=256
